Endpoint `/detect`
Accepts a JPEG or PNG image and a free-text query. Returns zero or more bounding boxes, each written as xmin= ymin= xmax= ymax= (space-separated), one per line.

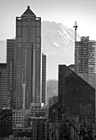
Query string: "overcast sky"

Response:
xmin=0 ymin=0 xmax=96 ymax=40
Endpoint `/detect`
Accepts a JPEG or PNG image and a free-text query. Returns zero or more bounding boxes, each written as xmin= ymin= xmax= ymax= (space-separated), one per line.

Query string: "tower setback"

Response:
xmin=7 ymin=6 xmax=41 ymax=109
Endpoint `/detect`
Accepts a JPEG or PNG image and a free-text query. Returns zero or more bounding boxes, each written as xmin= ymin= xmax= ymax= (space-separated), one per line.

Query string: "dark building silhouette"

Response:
xmin=7 ymin=39 xmax=15 ymax=108
xmin=6 ymin=6 xmax=41 ymax=109
xmin=58 ymin=65 xmax=95 ymax=122
xmin=0 ymin=64 xmax=8 ymax=108
xmin=49 ymin=65 xmax=95 ymax=123
xmin=15 ymin=6 xmax=41 ymax=109
xmin=42 ymin=54 xmax=47 ymax=105
xmin=49 ymin=102 xmax=59 ymax=122
xmin=0 ymin=109 xmax=12 ymax=137
xmin=32 ymin=118 xmax=48 ymax=140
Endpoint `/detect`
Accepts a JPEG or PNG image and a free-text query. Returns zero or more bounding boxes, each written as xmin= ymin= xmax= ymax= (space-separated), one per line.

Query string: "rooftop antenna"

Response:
xmin=73 ymin=21 xmax=78 ymax=42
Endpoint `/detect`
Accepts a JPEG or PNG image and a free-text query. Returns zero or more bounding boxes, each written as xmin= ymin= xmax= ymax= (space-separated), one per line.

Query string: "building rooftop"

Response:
xmin=21 ymin=6 xmax=36 ymax=17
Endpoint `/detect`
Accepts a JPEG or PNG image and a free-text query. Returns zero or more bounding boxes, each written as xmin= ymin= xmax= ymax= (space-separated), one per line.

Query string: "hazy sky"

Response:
xmin=0 ymin=0 xmax=96 ymax=79
xmin=0 ymin=0 xmax=96 ymax=40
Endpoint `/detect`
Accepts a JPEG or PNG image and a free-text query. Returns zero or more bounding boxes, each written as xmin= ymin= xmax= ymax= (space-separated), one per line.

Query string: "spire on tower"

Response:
xmin=21 ymin=6 xmax=36 ymax=17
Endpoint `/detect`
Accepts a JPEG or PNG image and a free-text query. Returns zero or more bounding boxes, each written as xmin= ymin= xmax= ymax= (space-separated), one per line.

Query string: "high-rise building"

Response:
xmin=42 ymin=54 xmax=47 ymax=105
xmin=75 ymin=36 xmax=89 ymax=74
xmin=58 ymin=65 xmax=95 ymax=122
xmin=0 ymin=64 xmax=8 ymax=108
xmin=14 ymin=6 xmax=41 ymax=109
xmin=75 ymin=36 xmax=96 ymax=88
xmin=7 ymin=39 xmax=15 ymax=108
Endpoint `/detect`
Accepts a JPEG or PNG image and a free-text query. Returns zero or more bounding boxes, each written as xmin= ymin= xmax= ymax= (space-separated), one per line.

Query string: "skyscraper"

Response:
xmin=75 ymin=36 xmax=89 ymax=75
xmin=58 ymin=65 xmax=95 ymax=122
xmin=7 ymin=39 xmax=15 ymax=108
xmin=75 ymin=36 xmax=96 ymax=88
xmin=0 ymin=64 xmax=8 ymax=108
xmin=42 ymin=54 xmax=47 ymax=105
xmin=13 ymin=6 xmax=41 ymax=109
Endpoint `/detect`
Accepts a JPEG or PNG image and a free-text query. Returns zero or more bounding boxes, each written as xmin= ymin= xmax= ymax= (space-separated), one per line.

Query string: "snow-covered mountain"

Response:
xmin=0 ymin=21 xmax=80 ymax=79
xmin=41 ymin=21 xmax=80 ymax=79
xmin=42 ymin=21 xmax=76 ymax=55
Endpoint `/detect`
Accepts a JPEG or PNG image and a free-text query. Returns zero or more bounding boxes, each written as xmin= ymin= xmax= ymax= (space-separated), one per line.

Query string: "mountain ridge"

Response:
xmin=0 ymin=21 xmax=79 ymax=79
xmin=41 ymin=21 xmax=79 ymax=79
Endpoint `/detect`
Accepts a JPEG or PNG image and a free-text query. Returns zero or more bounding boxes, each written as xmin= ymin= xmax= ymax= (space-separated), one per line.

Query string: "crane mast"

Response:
xmin=73 ymin=21 xmax=78 ymax=42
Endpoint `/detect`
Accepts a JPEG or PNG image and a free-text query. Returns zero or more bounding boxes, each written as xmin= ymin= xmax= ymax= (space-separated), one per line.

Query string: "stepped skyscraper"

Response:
xmin=7 ymin=6 xmax=41 ymax=109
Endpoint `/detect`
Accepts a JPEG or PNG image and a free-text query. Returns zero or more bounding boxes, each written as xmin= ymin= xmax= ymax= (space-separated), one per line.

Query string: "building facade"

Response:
xmin=14 ymin=6 xmax=41 ymax=109
xmin=12 ymin=109 xmax=25 ymax=129
xmin=29 ymin=103 xmax=48 ymax=118
xmin=30 ymin=118 xmax=59 ymax=140
xmin=58 ymin=65 xmax=95 ymax=122
xmin=7 ymin=39 xmax=15 ymax=108
xmin=0 ymin=64 xmax=8 ymax=108
xmin=75 ymin=36 xmax=96 ymax=88
xmin=0 ymin=109 xmax=12 ymax=138
xmin=42 ymin=54 xmax=47 ymax=105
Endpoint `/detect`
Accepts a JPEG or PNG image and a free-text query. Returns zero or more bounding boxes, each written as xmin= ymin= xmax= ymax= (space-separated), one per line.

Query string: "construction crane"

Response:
xmin=73 ymin=21 xmax=78 ymax=42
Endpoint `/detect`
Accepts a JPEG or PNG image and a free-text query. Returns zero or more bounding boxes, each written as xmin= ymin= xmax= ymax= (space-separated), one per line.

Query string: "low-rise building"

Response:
xmin=12 ymin=109 xmax=29 ymax=129
xmin=0 ymin=109 xmax=12 ymax=138
xmin=29 ymin=103 xmax=48 ymax=118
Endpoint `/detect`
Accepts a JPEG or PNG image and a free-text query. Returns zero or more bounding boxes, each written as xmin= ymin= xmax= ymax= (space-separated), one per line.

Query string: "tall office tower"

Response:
xmin=58 ymin=65 xmax=95 ymax=122
xmin=75 ymin=36 xmax=96 ymax=88
xmin=0 ymin=64 xmax=8 ymax=108
xmin=42 ymin=54 xmax=47 ymax=105
xmin=7 ymin=39 xmax=15 ymax=108
xmin=15 ymin=6 xmax=41 ymax=109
